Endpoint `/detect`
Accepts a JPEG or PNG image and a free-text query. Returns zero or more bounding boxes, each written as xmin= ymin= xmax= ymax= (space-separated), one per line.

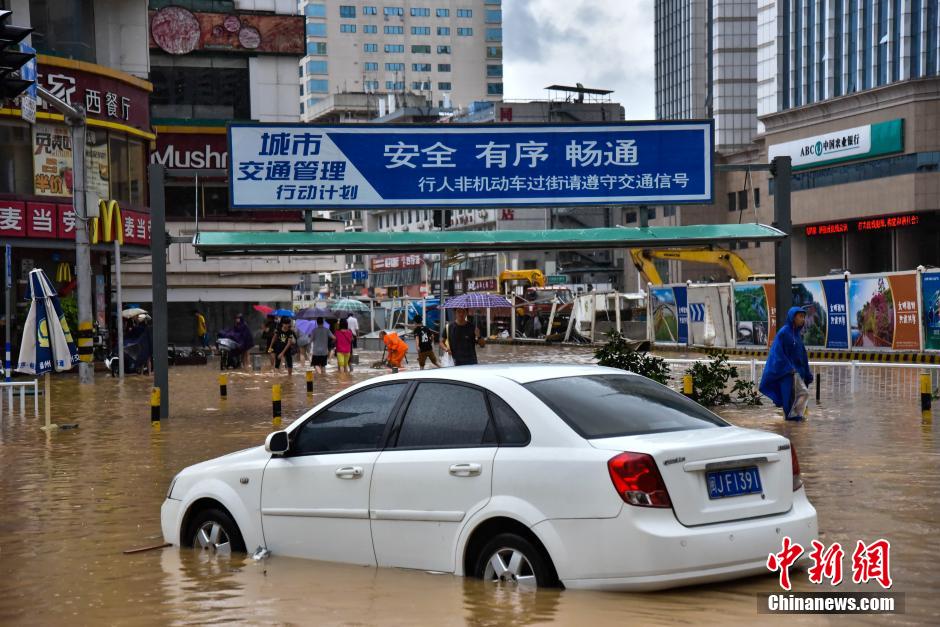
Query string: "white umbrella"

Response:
xmin=17 ymin=268 xmax=79 ymax=430
xmin=122 ymin=307 xmax=148 ymax=319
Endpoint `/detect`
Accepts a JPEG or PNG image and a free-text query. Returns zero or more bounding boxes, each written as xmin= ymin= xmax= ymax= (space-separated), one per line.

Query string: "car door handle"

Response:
xmin=335 ymin=466 xmax=363 ymax=479
xmin=449 ymin=463 xmax=482 ymax=477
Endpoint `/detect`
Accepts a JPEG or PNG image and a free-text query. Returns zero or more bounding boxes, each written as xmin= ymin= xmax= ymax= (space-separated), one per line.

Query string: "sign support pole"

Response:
xmin=771 ymin=156 xmax=793 ymax=323
xmin=114 ymin=239 xmax=124 ymax=381
xmin=149 ymin=164 xmax=169 ymax=419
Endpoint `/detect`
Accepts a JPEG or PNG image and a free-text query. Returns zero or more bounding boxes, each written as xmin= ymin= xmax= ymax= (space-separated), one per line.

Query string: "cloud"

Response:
xmin=503 ymin=0 xmax=656 ymax=119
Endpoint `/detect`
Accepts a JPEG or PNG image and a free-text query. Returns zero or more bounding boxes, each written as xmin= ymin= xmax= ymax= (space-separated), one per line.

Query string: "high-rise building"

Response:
xmin=298 ymin=0 xmax=504 ymax=122
xmin=655 ymin=0 xmax=758 ymax=153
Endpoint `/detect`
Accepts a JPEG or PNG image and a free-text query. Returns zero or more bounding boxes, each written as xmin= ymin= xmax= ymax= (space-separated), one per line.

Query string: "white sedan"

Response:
xmin=162 ymin=364 xmax=817 ymax=591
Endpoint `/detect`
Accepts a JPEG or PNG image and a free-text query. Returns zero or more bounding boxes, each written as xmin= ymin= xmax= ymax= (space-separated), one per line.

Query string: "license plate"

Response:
xmin=706 ymin=467 xmax=762 ymax=499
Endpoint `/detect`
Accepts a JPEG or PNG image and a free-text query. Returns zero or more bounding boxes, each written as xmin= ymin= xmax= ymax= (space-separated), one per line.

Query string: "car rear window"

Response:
xmin=524 ymin=374 xmax=728 ymax=438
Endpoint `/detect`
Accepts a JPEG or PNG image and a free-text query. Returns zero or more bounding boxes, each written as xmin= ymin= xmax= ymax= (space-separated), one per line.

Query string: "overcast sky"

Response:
xmin=502 ymin=0 xmax=656 ymax=119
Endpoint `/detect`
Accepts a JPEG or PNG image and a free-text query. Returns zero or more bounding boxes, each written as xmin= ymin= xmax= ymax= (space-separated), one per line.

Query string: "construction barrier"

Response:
xmin=272 ymin=384 xmax=281 ymax=428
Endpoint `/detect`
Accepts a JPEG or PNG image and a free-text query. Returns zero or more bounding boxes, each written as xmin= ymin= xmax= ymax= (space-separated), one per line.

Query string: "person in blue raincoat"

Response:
xmin=759 ymin=306 xmax=813 ymax=420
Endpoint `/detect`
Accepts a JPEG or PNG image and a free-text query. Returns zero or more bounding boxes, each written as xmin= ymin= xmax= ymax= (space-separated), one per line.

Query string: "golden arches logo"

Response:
xmin=55 ymin=262 xmax=72 ymax=283
xmin=91 ymin=200 xmax=124 ymax=245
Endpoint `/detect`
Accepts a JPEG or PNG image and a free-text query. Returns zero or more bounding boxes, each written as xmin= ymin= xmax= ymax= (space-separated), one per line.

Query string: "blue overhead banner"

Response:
xmin=227 ymin=122 xmax=714 ymax=209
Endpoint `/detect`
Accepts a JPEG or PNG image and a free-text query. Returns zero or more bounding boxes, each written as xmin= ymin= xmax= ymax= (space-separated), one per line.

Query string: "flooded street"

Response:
xmin=0 ymin=344 xmax=937 ymax=626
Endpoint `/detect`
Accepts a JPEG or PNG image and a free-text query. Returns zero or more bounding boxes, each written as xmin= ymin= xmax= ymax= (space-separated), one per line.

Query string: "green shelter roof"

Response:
xmin=192 ymin=223 xmax=785 ymax=256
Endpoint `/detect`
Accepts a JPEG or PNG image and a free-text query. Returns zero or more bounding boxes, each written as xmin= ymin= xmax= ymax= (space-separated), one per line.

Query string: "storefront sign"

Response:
xmin=371 ymin=254 xmax=424 ymax=271
xmin=848 ymin=273 xmax=920 ymax=351
xmin=151 ymin=131 xmax=228 ymax=169
xmin=149 ymin=7 xmax=304 ymax=55
xmin=36 ymin=58 xmax=151 ymax=132
xmin=0 ymin=200 xmax=149 ymax=246
xmin=228 ymin=122 xmax=715 ymax=209
xmin=546 ymin=274 xmax=567 ymax=285
xmin=768 ymin=119 xmax=903 ymax=171
xmin=85 ymin=130 xmax=110 ymax=199
xmin=650 ymin=285 xmax=687 ymax=345
xmin=805 ymin=213 xmax=921 ymax=237
xmin=466 ymin=278 xmax=497 ymax=292
xmin=922 ymin=273 xmax=940 ymax=351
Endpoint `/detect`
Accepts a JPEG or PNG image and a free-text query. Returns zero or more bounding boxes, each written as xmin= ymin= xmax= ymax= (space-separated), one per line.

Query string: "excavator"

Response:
xmin=630 ymin=246 xmax=761 ymax=285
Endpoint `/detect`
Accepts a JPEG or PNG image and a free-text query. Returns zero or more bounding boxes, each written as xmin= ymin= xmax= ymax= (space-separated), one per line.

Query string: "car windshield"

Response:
xmin=524 ymin=374 xmax=728 ymax=439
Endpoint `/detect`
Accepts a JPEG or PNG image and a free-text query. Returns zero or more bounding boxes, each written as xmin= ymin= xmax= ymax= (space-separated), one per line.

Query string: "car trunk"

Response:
xmin=590 ymin=427 xmax=793 ymax=527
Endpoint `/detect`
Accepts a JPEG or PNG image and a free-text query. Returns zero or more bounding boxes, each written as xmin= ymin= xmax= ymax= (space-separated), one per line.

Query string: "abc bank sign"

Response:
xmin=151 ymin=130 xmax=228 ymax=170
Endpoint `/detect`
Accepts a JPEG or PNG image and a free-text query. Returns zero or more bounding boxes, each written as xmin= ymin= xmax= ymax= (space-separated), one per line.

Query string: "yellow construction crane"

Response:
xmin=630 ymin=247 xmax=756 ymax=285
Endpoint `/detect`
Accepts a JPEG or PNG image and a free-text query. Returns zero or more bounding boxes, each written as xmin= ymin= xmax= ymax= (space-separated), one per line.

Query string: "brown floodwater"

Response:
xmin=0 ymin=344 xmax=937 ymax=626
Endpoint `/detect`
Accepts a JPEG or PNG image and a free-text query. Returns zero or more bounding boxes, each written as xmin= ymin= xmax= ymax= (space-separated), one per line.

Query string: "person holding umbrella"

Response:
xmin=441 ymin=307 xmax=485 ymax=366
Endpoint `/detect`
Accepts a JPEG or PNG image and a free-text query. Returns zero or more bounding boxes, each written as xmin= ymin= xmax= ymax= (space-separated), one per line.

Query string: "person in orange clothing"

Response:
xmin=379 ymin=330 xmax=408 ymax=370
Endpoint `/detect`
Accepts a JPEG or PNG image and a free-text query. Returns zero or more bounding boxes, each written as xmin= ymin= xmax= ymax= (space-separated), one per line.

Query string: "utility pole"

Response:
xmin=36 ymin=85 xmax=94 ymax=384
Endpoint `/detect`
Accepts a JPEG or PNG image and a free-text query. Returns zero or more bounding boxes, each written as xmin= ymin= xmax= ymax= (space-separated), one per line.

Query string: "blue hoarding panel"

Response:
xmin=228 ymin=122 xmax=713 ymax=209
xmin=674 ymin=286 xmax=689 ymax=345
xmin=821 ymin=278 xmax=848 ymax=349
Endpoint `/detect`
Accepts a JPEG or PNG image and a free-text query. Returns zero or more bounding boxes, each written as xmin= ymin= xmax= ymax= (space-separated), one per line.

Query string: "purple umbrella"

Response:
xmin=442 ymin=293 xmax=513 ymax=309
xmin=298 ymin=307 xmax=337 ymax=320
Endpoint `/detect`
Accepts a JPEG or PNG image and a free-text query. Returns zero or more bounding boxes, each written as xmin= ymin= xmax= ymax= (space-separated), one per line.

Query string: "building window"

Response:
xmin=485 ymin=9 xmax=501 ymax=23
xmin=910 ymin=0 xmax=921 ymax=78
xmin=457 ymin=28 xmax=473 ymax=36
xmin=340 ymin=5 xmax=356 ymax=18
xmin=877 ymin=0 xmax=888 ymax=86
xmin=437 ymin=26 xmax=450 ymax=36
xmin=386 ymin=62 xmax=405 ymax=71
xmin=926 ymin=0 xmax=938 ymax=76
xmin=863 ymin=0 xmax=873 ymax=89
xmin=412 ymin=81 xmax=430 ymax=90
xmin=437 ymin=8 xmax=450 ymax=17
xmin=412 ymin=26 xmax=431 ymax=35
xmin=363 ymin=24 xmax=378 ymax=33
xmin=340 ymin=23 xmax=357 ymax=33
xmin=438 ymin=82 xmax=452 ymax=90
xmin=410 ymin=7 xmax=430 ymax=16
xmin=664 ymin=206 xmax=676 ymax=217
xmin=728 ymin=192 xmax=737 ymax=212
xmin=364 ymin=80 xmax=380 ymax=90
xmin=486 ymin=64 xmax=502 ymax=77
xmin=412 ymin=44 xmax=431 ymax=53
xmin=834 ymin=0 xmax=844 ymax=95
xmin=307 ymin=41 xmax=327 ymax=55
xmin=306 ymin=60 xmax=328 ymax=74
xmin=413 ymin=63 xmax=432 ymax=71
xmin=385 ymin=25 xmax=404 ymax=34
xmin=438 ymin=45 xmax=451 ymax=54
xmin=848 ymin=0 xmax=858 ymax=92
xmin=806 ymin=0 xmax=815 ymax=102
xmin=306 ymin=22 xmax=326 ymax=36
xmin=363 ymin=6 xmax=378 ymax=15
xmin=307 ymin=79 xmax=329 ymax=93
xmin=384 ymin=44 xmax=404 ymax=52
xmin=305 ymin=3 xmax=326 ymax=17
xmin=364 ymin=62 xmax=379 ymax=71
xmin=486 ymin=28 xmax=502 ymax=42
xmin=437 ymin=63 xmax=451 ymax=72
xmin=364 ymin=43 xmax=378 ymax=52
xmin=457 ymin=9 xmax=473 ymax=17
xmin=386 ymin=81 xmax=405 ymax=90
xmin=487 ymin=82 xmax=503 ymax=95
xmin=486 ymin=46 xmax=502 ymax=58
xmin=384 ymin=7 xmax=404 ymax=16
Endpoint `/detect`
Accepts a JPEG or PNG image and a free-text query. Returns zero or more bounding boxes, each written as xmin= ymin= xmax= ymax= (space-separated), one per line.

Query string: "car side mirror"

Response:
xmin=265 ymin=430 xmax=289 ymax=455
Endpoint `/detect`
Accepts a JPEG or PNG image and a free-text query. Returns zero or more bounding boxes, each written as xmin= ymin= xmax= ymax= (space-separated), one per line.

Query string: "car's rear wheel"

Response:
xmin=474 ymin=532 xmax=557 ymax=588
xmin=185 ymin=507 xmax=245 ymax=555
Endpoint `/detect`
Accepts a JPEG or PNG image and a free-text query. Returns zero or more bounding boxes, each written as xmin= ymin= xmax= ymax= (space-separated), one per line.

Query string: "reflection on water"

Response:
xmin=0 ymin=345 xmax=937 ymax=625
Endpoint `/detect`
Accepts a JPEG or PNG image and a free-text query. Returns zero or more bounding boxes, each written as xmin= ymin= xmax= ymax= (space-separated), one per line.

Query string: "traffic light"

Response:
xmin=432 ymin=210 xmax=452 ymax=228
xmin=0 ymin=10 xmax=34 ymax=100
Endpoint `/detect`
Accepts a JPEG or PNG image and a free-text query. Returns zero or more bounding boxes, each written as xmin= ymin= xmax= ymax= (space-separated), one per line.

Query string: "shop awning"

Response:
xmin=192 ymin=223 xmax=785 ymax=257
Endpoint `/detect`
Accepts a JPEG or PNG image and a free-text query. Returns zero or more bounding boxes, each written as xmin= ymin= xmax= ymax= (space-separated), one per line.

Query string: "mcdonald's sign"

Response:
xmin=91 ymin=199 xmax=123 ymax=245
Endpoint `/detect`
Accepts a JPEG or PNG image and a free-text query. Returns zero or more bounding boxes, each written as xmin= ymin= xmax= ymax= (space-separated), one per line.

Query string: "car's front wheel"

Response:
xmin=185 ymin=507 xmax=246 ymax=555
xmin=474 ymin=532 xmax=557 ymax=588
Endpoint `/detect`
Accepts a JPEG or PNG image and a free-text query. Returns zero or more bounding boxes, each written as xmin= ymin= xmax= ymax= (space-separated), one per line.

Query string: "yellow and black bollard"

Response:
xmin=921 ymin=373 xmax=932 ymax=413
xmin=150 ymin=387 xmax=161 ymax=431
xmin=77 ymin=321 xmax=94 ymax=363
xmin=219 ymin=374 xmax=228 ymax=399
xmin=683 ymin=374 xmax=694 ymax=399
xmin=305 ymin=370 xmax=313 ymax=395
xmin=272 ymin=384 xmax=282 ymax=428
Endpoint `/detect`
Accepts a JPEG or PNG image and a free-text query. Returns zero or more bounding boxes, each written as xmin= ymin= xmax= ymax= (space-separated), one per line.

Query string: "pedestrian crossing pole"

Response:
xmin=150 ymin=387 xmax=161 ymax=431
xmin=272 ymin=384 xmax=282 ymax=427
xmin=305 ymin=370 xmax=313 ymax=395
xmin=219 ymin=374 xmax=227 ymax=399
xmin=921 ymin=373 xmax=932 ymax=413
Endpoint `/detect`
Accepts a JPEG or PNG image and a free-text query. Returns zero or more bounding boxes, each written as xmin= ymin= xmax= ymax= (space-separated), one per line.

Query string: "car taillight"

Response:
xmin=790 ymin=444 xmax=803 ymax=491
xmin=607 ymin=452 xmax=672 ymax=508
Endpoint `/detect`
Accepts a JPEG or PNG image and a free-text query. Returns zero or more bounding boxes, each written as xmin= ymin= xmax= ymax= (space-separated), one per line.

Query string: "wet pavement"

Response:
xmin=0 ymin=344 xmax=937 ymax=625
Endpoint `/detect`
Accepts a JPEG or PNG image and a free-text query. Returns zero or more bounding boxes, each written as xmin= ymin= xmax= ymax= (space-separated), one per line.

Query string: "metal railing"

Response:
xmin=662 ymin=358 xmax=940 ymax=402
xmin=0 ymin=380 xmax=39 ymax=417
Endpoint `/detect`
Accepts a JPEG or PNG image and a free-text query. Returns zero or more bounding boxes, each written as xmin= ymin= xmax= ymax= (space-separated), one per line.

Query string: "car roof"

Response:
xmin=366 ymin=363 xmax=633 ymax=386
